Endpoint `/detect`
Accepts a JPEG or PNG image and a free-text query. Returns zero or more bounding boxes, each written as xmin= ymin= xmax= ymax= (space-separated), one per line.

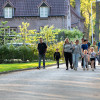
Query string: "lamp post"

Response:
xmin=91 ymin=0 xmax=100 ymax=44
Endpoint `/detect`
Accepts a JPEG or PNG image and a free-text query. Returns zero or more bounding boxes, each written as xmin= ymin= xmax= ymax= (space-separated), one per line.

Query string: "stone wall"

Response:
xmin=0 ymin=16 xmax=67 ymax=32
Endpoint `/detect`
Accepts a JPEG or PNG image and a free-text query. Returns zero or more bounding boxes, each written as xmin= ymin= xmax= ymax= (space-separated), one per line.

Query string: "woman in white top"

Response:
xmin=63 ymin=38 xmax=73 ymax=70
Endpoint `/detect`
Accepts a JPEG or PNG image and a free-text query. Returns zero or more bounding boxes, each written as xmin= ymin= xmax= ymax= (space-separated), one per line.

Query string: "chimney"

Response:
xmin=75 ymin=0 xmax=80 ymax=16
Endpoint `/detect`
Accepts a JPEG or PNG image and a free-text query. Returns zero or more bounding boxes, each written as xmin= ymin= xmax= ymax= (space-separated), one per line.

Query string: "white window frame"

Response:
xmin=40 ymin=7 xmax=49 ymax=18
xmin=4 ymin=7 xmax=13 ymax=18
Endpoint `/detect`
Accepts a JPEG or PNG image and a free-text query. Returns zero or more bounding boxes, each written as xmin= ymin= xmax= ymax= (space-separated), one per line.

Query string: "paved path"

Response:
xmin=0 ymin=62 xmax=100 ymax=100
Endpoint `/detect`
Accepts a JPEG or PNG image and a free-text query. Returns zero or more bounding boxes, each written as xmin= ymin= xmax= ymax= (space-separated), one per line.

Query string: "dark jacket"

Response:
xmin=54 ymin=52 xmax=61 ymax=60
xmin=38 ymin=42 xmax=47 ymax=54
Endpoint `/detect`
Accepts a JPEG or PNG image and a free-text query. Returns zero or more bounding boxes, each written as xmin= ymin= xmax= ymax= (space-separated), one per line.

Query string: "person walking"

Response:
xmin=83 ymin=50 xmax=89 ymax=70
xmin=91 ymin=41 xmax=98 ymax=69
xmin=81 ymin=39 xmax=88 ymax=67
xmin=72 ymin=40 xmax=82 ymax=71
xmin=63 ymin=38 xmax=73 ymax=70
xmin=37 ymin=38 xmax=47 ymax=69
xmin=54 ymin=48 xmax=61 ymax=68
xmin=90 ymin=47 xmax=96 ymax=71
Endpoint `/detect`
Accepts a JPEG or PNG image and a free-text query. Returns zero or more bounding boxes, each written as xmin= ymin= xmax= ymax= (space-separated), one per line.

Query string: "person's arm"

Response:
xmin=59 ymin=52 xmax=61 ymax=58
xmin=45 ymin=43 xmax=47 ymax=53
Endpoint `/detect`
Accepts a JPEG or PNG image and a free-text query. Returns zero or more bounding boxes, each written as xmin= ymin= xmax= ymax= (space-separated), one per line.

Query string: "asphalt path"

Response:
xmin=0 ymin=62 xmax=100 ymax=100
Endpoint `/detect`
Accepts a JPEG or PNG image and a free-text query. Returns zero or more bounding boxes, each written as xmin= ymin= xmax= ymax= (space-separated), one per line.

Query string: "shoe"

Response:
xmin=70 ymin=66 xmax=73 ymax=69
xmin=83 ymin=68 xmax=85 ymax=71
xmin=66 ymin=68 xmax=68 ymax=70
xmin=87 ymin=68 xmax=89 ymax=70
xmin=43 ymin=67 xmax=45 ymax=69
xmin=57 ymin=67 xmax=59 ymax=68
xmin=92 ymin=68 xmax=94 ymax=71
xmin=37 ymin=67 xmax=40 ymax=70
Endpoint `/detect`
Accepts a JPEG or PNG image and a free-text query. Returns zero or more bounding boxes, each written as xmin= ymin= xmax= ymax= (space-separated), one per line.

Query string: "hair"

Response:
xmin=91 ymin=47 xmax=94 ymax=50
xmin=56 ymin=48 xmax=59 ymax=50
xmin=76 ymin=40 xmax=79 ymax=42
xmin=84 ymin=39 xmax=87 ymax=42
xmin=64 ymin=38 xmax=69 ymax=45
xmin=84 ymin=50 xmax=88 ymax=54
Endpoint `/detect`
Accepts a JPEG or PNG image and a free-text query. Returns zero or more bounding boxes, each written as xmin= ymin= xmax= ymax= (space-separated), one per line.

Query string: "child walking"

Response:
xmin=54 ymin=48 xmax=61 ymax=68
xmin=83 ymin=50 xmax=89 ymax=70
xmin=90 ymin=47 xmax=96 ymax=71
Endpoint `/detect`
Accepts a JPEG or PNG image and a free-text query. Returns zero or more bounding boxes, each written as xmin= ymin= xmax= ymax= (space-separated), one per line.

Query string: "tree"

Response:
xmin=39 ymin=25 xmax=59 ymax=46
xmin=70 ymin=0 xmax=96 ymax=39
xmin=19 ymin=22 xmax=37 ymax=45
xmin=0 ymin=21 xmax=10 ymax=45
xmin=95 ymin=2 xmax=100 ymax=41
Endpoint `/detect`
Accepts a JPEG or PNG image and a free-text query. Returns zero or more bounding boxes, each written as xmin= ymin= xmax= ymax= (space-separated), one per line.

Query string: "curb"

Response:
xmin=0 ymin=63 xmax=64 ymax=75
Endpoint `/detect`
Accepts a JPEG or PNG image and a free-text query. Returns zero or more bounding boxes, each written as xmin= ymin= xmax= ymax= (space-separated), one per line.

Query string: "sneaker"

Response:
xmin=66 ymin=68 xmax=68 ymax=70
xmin=37 ymin=67 xmax=40 ymax=70
xmin=75 ymin=68 xmax=77 ymax=71
xmin=87 ymin=68 xmax=89 ymax=70
xmin=70 ymin=66 xmax=73 ymax=69
xmin=83 ymin=68 xmax=85 ymax=71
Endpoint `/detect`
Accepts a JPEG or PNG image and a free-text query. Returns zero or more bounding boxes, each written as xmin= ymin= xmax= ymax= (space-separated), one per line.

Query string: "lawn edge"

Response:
xmin=0 ymin=63 xmax=64 ymax=75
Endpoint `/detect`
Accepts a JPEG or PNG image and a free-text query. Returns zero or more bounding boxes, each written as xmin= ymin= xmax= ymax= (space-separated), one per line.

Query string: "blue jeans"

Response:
xmin=39 ymin=54 xmax=45 ymax=68
xmin=73 ymin=53 xmax=80 ymax=68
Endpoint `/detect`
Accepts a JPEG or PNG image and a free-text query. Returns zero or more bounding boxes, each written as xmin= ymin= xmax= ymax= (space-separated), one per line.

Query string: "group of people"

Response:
xmin=37 ymin=38 xmax=100 ymax=71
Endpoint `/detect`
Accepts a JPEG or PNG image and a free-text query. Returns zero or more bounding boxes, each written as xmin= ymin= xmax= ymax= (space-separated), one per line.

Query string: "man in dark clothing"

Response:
xmin=54 ymin=48 xmax=61 ymax=68
xmin=37 ymin=38 xmax=47 ymax=69
xmin=86 ymin=39 xmax=91 ymax=49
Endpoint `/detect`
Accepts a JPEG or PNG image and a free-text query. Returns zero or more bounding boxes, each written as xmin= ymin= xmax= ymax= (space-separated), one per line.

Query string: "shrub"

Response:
xmin=0 ymin=45 xmax=9 ymax=63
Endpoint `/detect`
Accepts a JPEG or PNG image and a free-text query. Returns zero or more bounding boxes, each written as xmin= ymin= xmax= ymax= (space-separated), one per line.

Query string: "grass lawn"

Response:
xmin=0 ymin=61 xmax=64 ymax=73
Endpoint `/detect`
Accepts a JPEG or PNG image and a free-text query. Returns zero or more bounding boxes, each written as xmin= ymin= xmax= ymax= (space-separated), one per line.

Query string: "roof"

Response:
xmin=70 ymin=5 xmax=85 ymax=20
xmin=0 ymin=0 xmax=68 ymax=17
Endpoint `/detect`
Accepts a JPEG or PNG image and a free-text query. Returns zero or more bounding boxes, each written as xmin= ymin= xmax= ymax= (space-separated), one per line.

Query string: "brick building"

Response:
xmin=0 ymin=0 xmax=84 ymax=35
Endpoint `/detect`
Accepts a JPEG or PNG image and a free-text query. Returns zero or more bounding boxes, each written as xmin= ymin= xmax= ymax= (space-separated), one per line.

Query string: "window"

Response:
xmin=4 ymin=7 xmax=13 ymax=18
xmin=4 ymin=27 xmax=17 ymax=36
xmin=40 ymin=7 xmax=49 ymax=17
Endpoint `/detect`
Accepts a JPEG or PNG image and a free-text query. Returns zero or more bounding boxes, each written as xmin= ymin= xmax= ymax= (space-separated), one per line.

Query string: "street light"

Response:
xmin=91 ymin=0 xmax=100 ymax=44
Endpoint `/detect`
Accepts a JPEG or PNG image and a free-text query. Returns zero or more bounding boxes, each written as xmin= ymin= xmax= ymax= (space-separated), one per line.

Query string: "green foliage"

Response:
xmin=0 ymin=21 xmax=10 ymax=45
xmin=0 ymin=45 xmax=34 ymax=63
xmin=0 ymin=45 xmax=9 ymax=63
xmin=70 ymin=0 xmax=96 ymax=38
xmin=19 ymin=22 xmax=37 ymax=44
xmin=39 ymin=25 xmax=59 ymax=46
xmin=57 ymin=29 xmax=83 ymax=42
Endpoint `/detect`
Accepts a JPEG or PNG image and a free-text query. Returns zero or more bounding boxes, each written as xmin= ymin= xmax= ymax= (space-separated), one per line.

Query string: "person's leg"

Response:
xmin=57 ymin=59 xmax=59 ymax=68
xmin=69 ymin=53 xmax=73 ymax=69
xmin=86 ymin=61 xmax=89 ymax=70
xmin=39 ymin=54 xmax=42 ymax=69
xmin=75 ymin=54 xmax=80 ymax=70
xmin=73 ymin=54 xmax=75 ymax=69
xmin=91 ymin=60 xmax=94 ymax=71
xmin=82 ymin=58 xmax=84 ymax=67
xmin=83 ymin=58 xmax=85 ymax=70
xmin=43 ymin=54 xmax=45 ymax=69
xmin=64 ymin=52 xmax=69 ymax=70
xmin=94 ymin=58 xmax=96 ymax=69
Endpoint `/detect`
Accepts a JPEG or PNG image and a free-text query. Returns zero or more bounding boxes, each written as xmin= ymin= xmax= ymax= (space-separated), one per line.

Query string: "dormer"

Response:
xmin=38 ymin=1 xmax=50 ymax=18
xmin=3 ymin=1 xmax=14 ymax=18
